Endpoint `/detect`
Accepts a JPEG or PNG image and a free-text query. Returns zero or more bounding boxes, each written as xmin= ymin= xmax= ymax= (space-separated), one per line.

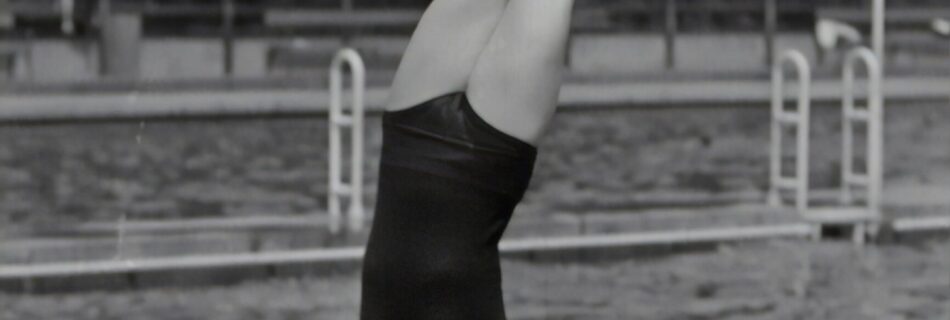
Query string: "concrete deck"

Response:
xmin=1 ymin=197 xmax=946 ymax=283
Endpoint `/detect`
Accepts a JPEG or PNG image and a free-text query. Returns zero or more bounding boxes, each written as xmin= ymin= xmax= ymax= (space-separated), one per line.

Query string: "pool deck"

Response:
xmin=1 ymin=187 xmax=946 ymax=288
xmin=0 ymin=76 xmax=948 ymax=121
xmin=0 ymin=204 xmax=813 ymax=283
xmin=0 ymin=76 xmax=948 ymax=289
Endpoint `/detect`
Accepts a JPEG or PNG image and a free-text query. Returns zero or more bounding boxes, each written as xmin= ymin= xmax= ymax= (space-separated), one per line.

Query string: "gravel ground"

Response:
xmin=2 ymin=102 xmax=949 ymax=230
xmin=1 ymin=238 xmax=947 ymax=320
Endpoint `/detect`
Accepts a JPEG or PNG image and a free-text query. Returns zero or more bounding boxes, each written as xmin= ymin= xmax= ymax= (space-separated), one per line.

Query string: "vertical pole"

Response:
xmin=97 ymin=0 xmax=111 ymax=76
xmin=872 ymin=0 xmax=885 ymax=68
xmin=329 ymin=58 xmax=344 ymax=233
xmin=865 ymin=50 xmax=883 ymax=221
xmin=795 ymin=56 xmax=811 ymax=214
xmin=868 ymin=84 xmax=881 ymax=216
xmin=98 ymin=0 xmax=141 ymax=79
xmin=328 ymin=49 xmax=365 ymax=234
xmin=764 ymin=0 xmax=777 ymax=67
xmin=869 ymin=3 xmax=886 ymax=222
xmin=348 ymin=56 xmax=365 ymax=233
xmin=664 ymin=0 xmax=677 ymax=70
xmin=222 ymin=0 xmax=234 ymax=76
xmin=221 ymin=0 xmax=235 ymax=76
xmin=841 ymin=58 xmax=855 ymax=205
xmin=768 ymin=61 xmax=783 ymax=207
xmin=341 ymin=0 xmax=355 ymax=44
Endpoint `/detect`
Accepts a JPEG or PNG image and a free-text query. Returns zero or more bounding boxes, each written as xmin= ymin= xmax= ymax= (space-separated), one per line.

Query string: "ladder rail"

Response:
xmin=769 ymin=50 xmax=811 ymax=214
xmin=840 ymin=47 xmax=883 ymax=220
xmin=328 ymin=48 xmax=366 ymax=234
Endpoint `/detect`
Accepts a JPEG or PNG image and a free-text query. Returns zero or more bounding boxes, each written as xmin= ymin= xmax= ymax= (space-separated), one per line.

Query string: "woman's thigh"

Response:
xmin=466 ymin=0 xmax=575 ymax=145
xmin=386 ymin=0 xmax=508 ymax=112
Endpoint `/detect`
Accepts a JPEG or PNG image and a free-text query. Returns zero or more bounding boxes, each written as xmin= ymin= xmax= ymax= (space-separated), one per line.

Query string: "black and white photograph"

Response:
xmin=0 ymin=0 xmax=948 ymax=319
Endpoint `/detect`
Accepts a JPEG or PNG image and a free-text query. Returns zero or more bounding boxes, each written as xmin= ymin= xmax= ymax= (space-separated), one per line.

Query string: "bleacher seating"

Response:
xmin=0 ymin=0 xmax=947 ymax=80
xmin=1 ymin=0 xmax=947 ymax=37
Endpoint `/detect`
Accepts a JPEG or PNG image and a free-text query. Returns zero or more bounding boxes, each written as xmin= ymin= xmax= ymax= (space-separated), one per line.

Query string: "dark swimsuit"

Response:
xmin=361 ymin=92 xmax=537 ymax=319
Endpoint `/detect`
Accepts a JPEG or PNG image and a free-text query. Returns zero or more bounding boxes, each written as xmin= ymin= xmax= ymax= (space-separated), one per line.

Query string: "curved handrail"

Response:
xmin=840 ymin=47 xmax=883 ymax=219
xmin=769 ymin=50 xmax=811 ymax=213
xmin=328 ymin=48 xmax=366 ymax=234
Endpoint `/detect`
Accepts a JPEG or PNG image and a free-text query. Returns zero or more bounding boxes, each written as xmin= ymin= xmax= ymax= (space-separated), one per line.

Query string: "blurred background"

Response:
xmin=0 ymin=1 xmax=948 ymax=319
xmin=0 ymin=0 xmax=948 ymax=82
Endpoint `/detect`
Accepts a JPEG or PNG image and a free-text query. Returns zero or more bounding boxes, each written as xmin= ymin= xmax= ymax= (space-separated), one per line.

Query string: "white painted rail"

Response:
xmin=797 ymin=48 xmax=884 ymax=245
xmin=791 ymin=1 xmax=888 ymax=245
xmin=871 ymin=0 xmax=886 ymax=64
xmin=327 ymin=48 xmax=366 ymax=234
xmin=892 ymin=216 xmax=950 ymax=232
xmin=4 ymin=215 xmax=946 ymax=280
xmin=840 ymin=47 xmax=884 ymax=219
xmin=497 ymin=224 xmax=813 ymax=252
xmin=0 ymin=223 xmax=814 ymax=280
xmin=768 ymin=50 xmax=811 ymax=214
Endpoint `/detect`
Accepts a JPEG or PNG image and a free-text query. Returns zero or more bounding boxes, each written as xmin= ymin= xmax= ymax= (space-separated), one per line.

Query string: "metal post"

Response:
xmin=222 ymin=0 xmax=235 ymax=76
xmin=664 ymin=0 xmax=677 ymax=69
xmin=97 ymin=0 xmax=111 ymax=76
xmin=841 ymin=47 xmax=883 ymax=220
xmin=871 ymin=0 xmax=885 ymax=68
xmin=841 ymin=70 xmax=854 ymax=204
xmin=328 ymin=48 xmax=365 ymax=234
xmin=97 ymin=0 xmax=140 ymax=79
xmin=764 ymin=0 xmax=777 ymax=67
xmin=340 ymin=0 xmax=355 ymax=44
xmin=768 ymin=50 xmax=811 ymax=214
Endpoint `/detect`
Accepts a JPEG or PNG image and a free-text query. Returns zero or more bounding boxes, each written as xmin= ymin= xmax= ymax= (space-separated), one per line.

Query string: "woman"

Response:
xmin=361 ymin=0 xmax=574 ymax=318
